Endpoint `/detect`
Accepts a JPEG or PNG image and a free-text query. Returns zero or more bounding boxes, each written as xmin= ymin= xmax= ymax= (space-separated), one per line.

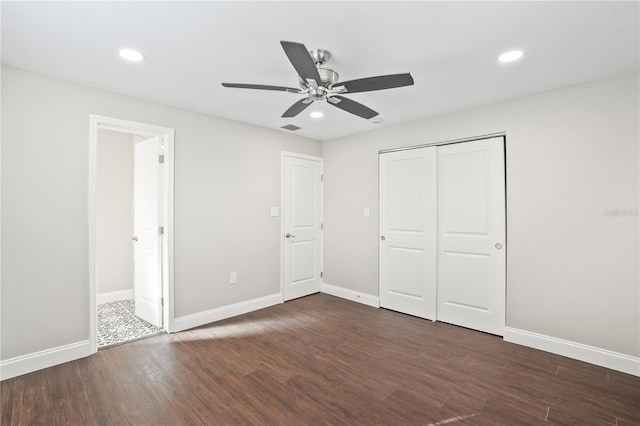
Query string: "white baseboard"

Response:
xmin=504 ymin=327 xmax=640 ymax=377
xmin=321 ymin=283 xmax=380 ymax=308
xmin=97 ymin=289 xmax=133 ymax=305
xmin=0 ymin=340 xmax=92 ymax=381
xmin=172 ymin=293 xmax=282 ymax=333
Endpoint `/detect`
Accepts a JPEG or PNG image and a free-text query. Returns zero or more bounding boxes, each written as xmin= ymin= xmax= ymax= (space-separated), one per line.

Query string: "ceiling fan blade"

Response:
xmin=222 ymin=83 xmax=300 ymax=93
xmin=327 ymin=95 xmax=378 ymax=119
xmin=280 ymin=41 xmax=321 ymax=85
xmin=282 ymin=98 xmax=313 ymax=118
xmin=336 ymin=73 xmax=414 ymax=93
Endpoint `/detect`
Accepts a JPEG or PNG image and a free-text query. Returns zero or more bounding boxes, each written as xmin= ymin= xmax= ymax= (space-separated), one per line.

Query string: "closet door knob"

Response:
xmin=495 ymin=243 xmax=502 ymax=249
xmin=381 ymin=236 xmax=386 ymax=241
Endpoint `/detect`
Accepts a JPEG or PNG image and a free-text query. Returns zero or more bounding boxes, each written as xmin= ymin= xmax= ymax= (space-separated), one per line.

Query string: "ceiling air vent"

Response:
xmin=281 ymin=124 xmax=301 ymax=131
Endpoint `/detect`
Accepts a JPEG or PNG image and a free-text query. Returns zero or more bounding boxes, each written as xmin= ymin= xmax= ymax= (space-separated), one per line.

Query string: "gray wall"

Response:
xmin=322 ymin=73 xmax=639 ymax=357
xmin=1 ymin=66 xmax=321 ymax=360
xmin=96 ymin=129 xmax=134 ymax=296
xmin=2 ymin=64 xmax=638 ymax=364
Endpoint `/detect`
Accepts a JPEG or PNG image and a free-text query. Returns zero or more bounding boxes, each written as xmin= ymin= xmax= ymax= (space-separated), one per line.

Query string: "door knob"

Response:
xmin=381 ymin=236 xmax=386 ymax=241
xmin=285 ymin=233 xmax=296 ymax=238
xmin=132 ymin=236 xmax=138 ymax=242
xmin=495 ymin=243 xmax=502 ymax=249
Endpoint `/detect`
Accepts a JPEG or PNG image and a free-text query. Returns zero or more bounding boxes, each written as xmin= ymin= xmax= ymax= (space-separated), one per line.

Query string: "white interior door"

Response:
xmin=283 ymin=154 xmax=323 ymax=301
xmin=133 ymin=136 xmax=163 ymax=327
xmin=379 ymin=148 xmax=437 ymax=320
xmin=437 ymin=137 xmax=506 ymax=335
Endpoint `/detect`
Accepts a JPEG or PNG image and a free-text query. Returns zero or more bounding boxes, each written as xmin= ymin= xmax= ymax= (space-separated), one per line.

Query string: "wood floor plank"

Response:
xmin=546 ymin=400 xmax=618 ymax=425
xmin=213 ymin=373 xmax=299 ymax=424
xmin=48 ymin=361 xmax=97 ymax=426
xmin=243 ymin=369 xmax=348 ymax=424
xmin=2 ymin=293 xmax=639 ymax=425
xmin=102 ymin=343 xmax=189 ymax=425
xmin=0 ymin=379 xmax=15 ymax=425
xmin=383 ymin=388 xmax=452 ymax=423
xmin=9 ymin=370 xmax=54 ymax=426
xmin=75 ymin=353 xmax=132 ymax=425
xmin=618 ymin=417 xmax=640 ymax=426
xmin=286 ymin=373 xmax=363 ymax=421
xmin=7 ymin=377 xmax=27 ymax=426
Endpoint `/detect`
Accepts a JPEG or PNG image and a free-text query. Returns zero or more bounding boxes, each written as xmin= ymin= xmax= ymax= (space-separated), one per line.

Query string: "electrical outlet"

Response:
xmin=230 ymin=272 xmax=237 ymax=284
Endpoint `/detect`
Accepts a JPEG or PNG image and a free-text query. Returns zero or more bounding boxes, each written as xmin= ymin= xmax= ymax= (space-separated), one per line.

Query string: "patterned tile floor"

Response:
xmin=97 ymin=299 xmax=164 ymax=348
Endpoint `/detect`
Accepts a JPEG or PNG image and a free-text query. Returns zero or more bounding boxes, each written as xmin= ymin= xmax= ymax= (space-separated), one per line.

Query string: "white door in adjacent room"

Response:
xmin=379 ymin=147 xmax=438 ymax=320
xmin=282 ymin=153 xmax=323 ymax=301
xmin=436 ymin=137 xmax=506 ymax=335
xmin=133 ymin=136 xmax=164 ymax=327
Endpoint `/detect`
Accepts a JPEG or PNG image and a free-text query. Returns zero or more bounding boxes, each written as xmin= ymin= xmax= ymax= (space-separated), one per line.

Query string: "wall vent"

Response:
xmin=281 ymin=124 xmax=301 ymax=131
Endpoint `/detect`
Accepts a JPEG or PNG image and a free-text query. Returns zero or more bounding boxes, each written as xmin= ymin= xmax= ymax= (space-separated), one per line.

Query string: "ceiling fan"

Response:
xmin=222 ymin=41 xmax=414 ymax=120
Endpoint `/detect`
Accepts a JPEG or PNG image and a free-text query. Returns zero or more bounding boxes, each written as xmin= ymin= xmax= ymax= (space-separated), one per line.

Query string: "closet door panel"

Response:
xmin=437 ymin=137 xmax=506 ymax=335
xmin=379 ymin=148 xmax=437 ymax=320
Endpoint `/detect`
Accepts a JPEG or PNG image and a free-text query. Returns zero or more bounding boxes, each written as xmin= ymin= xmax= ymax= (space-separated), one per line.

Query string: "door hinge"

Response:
xmin=320 ymin=174 xmax=324 ymax=182
xmin=160 ymin=298 xmax=164 ymax=307
xmin=320 ymin=272 xmax=323 ymax=278
xmin=159 ymin=154 xmax=165 ymax=164
xmin=158 ymin=226 xmax=164 ymax=236
xmin=321 ymin=223 xmax=324 ymax=230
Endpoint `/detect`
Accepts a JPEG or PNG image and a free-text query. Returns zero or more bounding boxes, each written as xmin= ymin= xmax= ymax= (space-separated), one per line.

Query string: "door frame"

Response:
xmin=89 ymin=115 xmax=175 ymax=353
xmin=280 ymin=151 xmax=324 ymax=302
xmin=378 ymin=132 xmax=506 ymax=155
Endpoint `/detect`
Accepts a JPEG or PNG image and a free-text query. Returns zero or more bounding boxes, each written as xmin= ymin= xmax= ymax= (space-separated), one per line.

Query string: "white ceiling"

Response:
xmin=2 ymin=1 xmax=638 ymax=141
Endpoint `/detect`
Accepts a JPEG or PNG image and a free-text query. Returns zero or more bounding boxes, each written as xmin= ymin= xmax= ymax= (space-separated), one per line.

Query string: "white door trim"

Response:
xmin=280 ymin=151 xmax=324 ymax=302
xmin=89 ymin=115 xmax=175 ymax=354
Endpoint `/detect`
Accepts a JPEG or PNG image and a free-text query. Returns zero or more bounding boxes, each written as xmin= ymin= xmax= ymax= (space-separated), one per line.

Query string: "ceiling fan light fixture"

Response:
xmin=222 ymin=40 xmax=415 ymax=120
xmin=119 ymin=48 xmax=146 ymax=62
xmin=498 ymin=50 xmax=523 ymax=63
xmin=310 ymin=111 xmax=324 ymax=119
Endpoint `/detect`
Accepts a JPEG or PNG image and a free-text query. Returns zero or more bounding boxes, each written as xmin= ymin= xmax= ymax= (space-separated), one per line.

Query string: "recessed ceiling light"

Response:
xmin=119 ymin=48 xmax=146 ymax=62
xmin=498 ymin=50 xmax=523 ymax=63
xmin=310 ymin=111 xmax=324 ymax=119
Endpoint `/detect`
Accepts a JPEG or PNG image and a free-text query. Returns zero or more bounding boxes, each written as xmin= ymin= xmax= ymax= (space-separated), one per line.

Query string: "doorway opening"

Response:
xmin=89 ymin=115 xmax=175 ymax=352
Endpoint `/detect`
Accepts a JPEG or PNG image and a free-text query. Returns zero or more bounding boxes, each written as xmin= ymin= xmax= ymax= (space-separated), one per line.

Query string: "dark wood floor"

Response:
xmin=2 ymin=294 xmax=639 ymax=425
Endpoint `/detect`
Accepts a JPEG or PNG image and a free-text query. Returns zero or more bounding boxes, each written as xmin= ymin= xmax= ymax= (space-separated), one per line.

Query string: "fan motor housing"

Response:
xmin=319 ymin=68 xmax=339 ymax=87
xmin=308 ymin=86 xmax=327 ymax=101
xmin=299 ymin=68 xmax=339 ymax=89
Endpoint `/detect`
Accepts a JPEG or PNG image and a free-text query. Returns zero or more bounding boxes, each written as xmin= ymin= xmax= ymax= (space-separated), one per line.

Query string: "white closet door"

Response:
xmin=436 ymin=137 xmax=506 ymax=335
xmin=379 ymin=148 xmax=437 ymax=320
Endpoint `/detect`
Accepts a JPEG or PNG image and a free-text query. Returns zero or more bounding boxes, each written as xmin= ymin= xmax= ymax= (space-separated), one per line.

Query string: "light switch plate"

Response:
xmin=270 ymin=206 xmax=279 ymax=217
